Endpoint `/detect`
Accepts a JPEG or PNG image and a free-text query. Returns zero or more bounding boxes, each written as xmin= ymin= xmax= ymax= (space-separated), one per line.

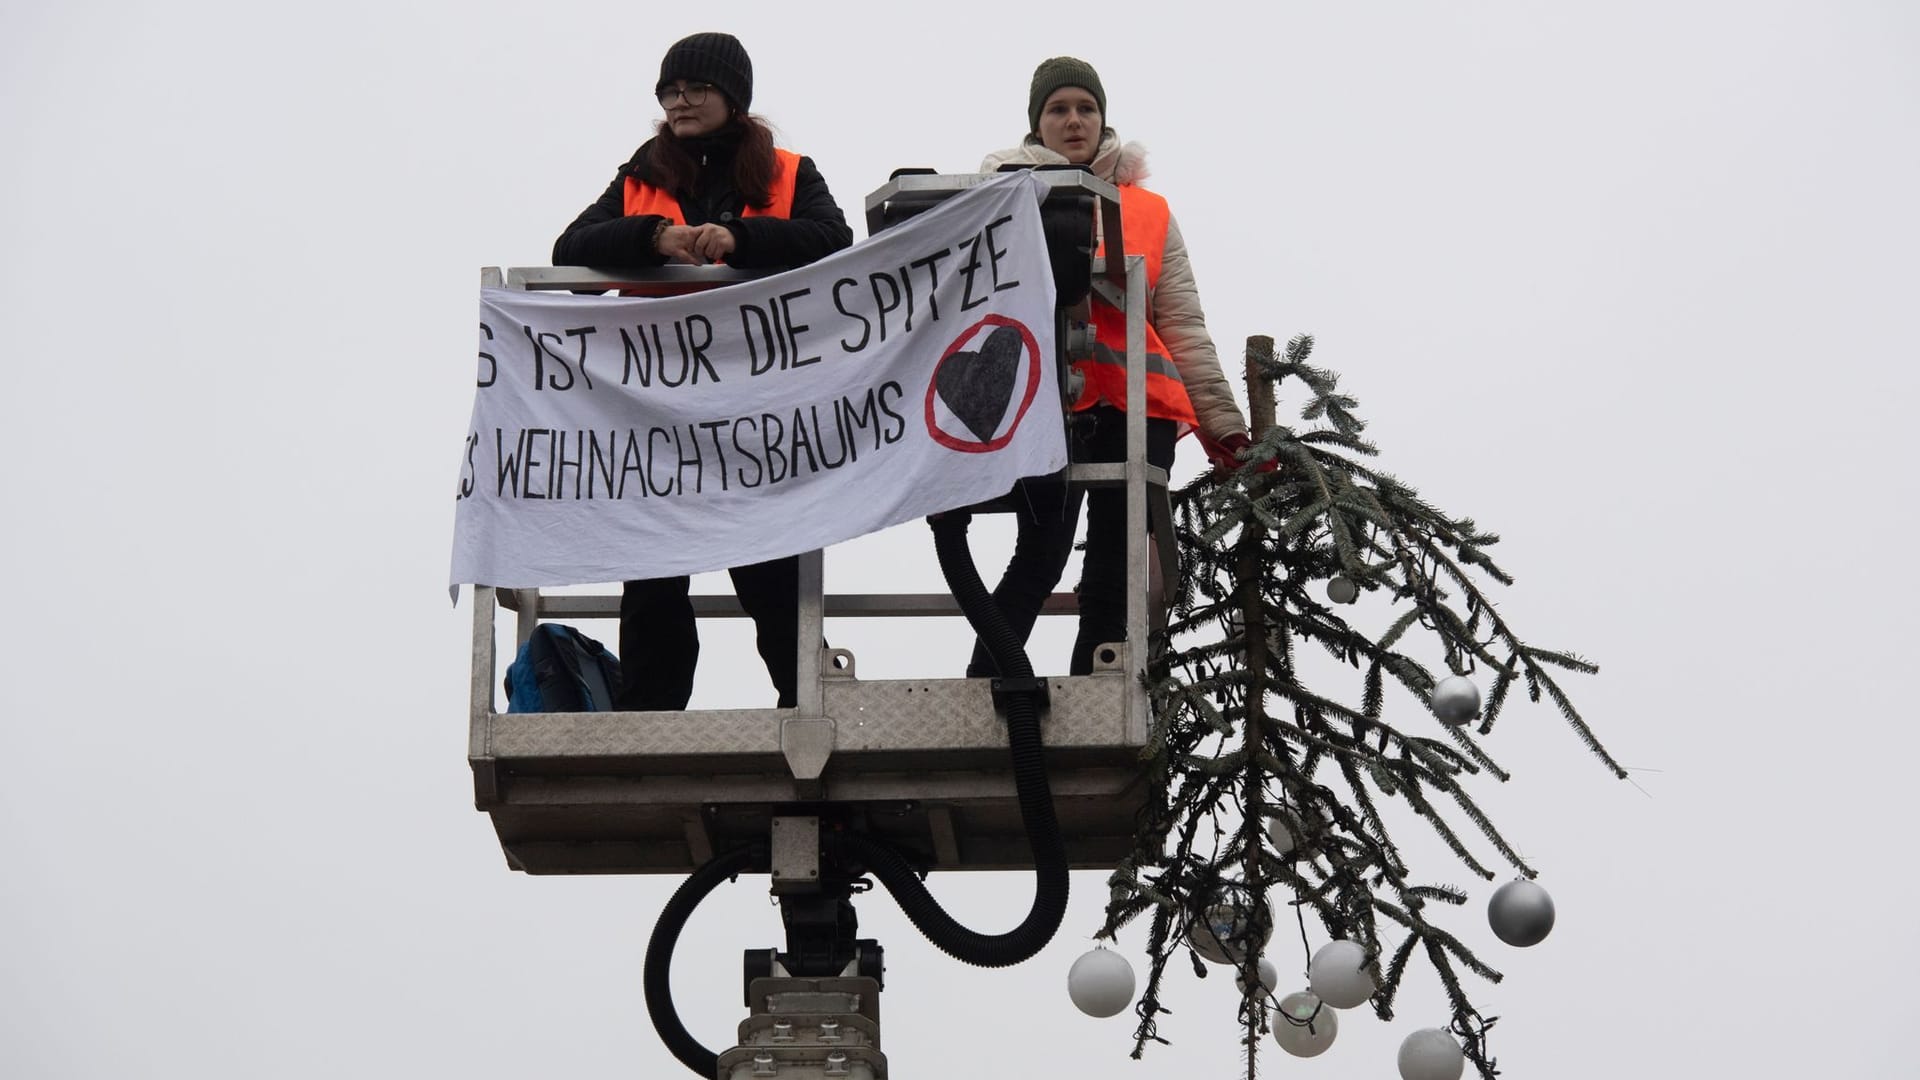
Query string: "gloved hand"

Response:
xmin=1199 ymin=431 xmax=1275 ymax=475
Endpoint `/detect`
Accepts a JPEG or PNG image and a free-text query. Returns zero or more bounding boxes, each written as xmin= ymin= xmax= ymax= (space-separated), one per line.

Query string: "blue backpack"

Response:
xmin=504 ymin=624 xmax=622 ymax=713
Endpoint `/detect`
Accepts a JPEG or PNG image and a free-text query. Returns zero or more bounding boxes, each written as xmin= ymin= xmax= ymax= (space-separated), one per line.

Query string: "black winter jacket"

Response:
xmin=552 ymin=129 xmax=852 ymax=271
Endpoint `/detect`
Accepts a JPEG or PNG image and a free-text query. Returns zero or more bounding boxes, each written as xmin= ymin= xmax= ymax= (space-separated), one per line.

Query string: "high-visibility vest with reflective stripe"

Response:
xmin=1074 ymin=184 xmax=1199 ymax=426
xmin=622 ymin=146 xmax=801 ymax=223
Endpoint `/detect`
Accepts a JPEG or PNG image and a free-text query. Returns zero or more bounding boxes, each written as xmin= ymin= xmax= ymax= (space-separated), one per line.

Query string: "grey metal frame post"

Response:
xmin=1081 ymin=255 xmax=1151 ymax=724
xmin=1125 ymin=253 xmax=1150 ymax=732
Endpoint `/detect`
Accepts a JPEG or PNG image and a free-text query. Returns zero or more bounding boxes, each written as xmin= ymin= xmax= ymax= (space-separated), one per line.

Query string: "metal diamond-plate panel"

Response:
xmin=825 ymin=677 xmax=1130 ymax=751
xmin=488 ymin=709 xmax=784 ymax=758
xmin=483 ymin=676 xmax=1138 ymax=761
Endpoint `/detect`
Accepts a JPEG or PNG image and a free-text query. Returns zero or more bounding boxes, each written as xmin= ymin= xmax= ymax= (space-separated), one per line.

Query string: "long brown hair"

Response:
xmin=645 ymin=114 xmax=778 ymax=208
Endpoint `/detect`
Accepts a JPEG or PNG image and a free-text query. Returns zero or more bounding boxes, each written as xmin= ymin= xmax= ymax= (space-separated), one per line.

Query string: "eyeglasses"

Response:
xmin=657 ymin=82 xmax=713 ymax=108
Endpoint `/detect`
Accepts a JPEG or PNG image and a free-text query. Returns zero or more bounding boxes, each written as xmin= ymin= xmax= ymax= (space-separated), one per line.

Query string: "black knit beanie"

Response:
xmin=1028 ymin=56 xmax=1106 ymax=133
xmin=657 ymin=32 xmax=753 ymax=113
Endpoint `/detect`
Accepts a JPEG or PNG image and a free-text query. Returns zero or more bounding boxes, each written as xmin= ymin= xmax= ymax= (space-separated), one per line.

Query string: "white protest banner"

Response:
xmin=450 ymin=172 xmax=1063 ymax=592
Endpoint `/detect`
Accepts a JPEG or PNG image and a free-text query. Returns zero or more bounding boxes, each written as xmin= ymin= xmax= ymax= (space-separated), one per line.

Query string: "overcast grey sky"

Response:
xmin=3 ymin=2 xmax=1916 ymax=1077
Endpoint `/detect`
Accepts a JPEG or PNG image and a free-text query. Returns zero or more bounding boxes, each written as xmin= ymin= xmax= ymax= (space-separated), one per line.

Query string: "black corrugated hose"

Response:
xmin=643 ymin=842 xmax=763 ymax=1079
xmin=819 ymin=512 xmax=1069 ymax=967
xmin=643 ymin=513 xmax=1072 ymax=1078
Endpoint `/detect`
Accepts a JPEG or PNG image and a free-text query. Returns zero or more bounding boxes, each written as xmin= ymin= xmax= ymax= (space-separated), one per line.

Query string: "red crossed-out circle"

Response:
xmin=923 ymin=314 xmax=1044 ymax=453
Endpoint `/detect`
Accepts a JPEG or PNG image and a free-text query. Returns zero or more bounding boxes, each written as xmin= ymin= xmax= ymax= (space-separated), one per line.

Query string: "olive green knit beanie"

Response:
xmin=1027 ymin=56 xmax=1106 ymax=133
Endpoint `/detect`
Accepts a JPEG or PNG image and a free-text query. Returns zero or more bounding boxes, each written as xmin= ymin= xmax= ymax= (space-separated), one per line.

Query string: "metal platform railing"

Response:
xmin=470 ymin=171 xmax=1173 ymax=875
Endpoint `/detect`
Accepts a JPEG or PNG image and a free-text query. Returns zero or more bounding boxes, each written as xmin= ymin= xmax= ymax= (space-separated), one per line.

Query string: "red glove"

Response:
xmin=1200 ymin=432 xmax=1275 ymax=475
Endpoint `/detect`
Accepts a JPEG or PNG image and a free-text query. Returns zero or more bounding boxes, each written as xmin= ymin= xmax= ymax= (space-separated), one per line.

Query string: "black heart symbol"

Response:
xmin=936 ymin=325 xmax=1023 ymax=442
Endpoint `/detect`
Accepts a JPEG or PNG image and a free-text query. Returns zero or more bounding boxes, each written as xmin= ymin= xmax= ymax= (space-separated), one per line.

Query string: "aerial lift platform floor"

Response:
xmin=471 ymin=618 xmax=1151 ymax=875
xmin=473 ymin=171 xmax=1164 ymax=879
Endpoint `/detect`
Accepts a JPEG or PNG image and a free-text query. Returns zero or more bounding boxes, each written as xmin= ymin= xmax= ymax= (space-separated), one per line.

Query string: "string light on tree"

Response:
xmin=1487 ymin=878 xmax=1555 ymax=947
xmin=1235 ymin=957 xmax=1278 ymax=998
xmin=1186 ymin=896 xmax=1269 ymax=965
xmin=1066 ymin=947 xmax=1136 ymax=1018
xmin=1398 ymin=1028 xmax=1466 ymax=1080
xmin=1272 ymin=991 xmax=1338 ymax=1057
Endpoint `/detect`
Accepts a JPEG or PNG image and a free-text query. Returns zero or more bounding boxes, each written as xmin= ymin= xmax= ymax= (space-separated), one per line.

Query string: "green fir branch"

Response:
xmin=1104 ymin=335 xmax=1614 ymax=1079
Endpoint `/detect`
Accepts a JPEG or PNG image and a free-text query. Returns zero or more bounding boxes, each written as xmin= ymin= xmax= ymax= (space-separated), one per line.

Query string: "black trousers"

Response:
xmin=969 ymin=406 xmax=1177 ymax=677
xmin=616 ymin=555 xmax=801 ymax=710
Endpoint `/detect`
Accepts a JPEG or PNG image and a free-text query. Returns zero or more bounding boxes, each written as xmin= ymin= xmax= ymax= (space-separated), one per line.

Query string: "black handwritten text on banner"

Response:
xmin=450 ymin=173 xmax=1063 ymax=591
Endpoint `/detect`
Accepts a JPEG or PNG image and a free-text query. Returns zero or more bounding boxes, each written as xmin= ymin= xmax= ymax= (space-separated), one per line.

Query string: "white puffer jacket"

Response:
xmin=979 ymin=132 xmax=1249 ymax=444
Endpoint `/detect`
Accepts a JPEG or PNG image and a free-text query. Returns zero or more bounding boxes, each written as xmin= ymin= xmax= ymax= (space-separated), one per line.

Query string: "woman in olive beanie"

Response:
xmin=554 ymin=32 xmax=853 ymax=710
xmin=971 ymin=56 xmax=1253 ymax=677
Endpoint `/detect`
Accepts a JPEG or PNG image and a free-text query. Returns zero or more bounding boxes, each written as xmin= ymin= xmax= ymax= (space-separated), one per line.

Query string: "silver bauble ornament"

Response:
xmin=1186 ymin=904 xmax=1243 ymax=964
xmin=1066 ymin=947 xmax=1136 ymax=1017
xmin=1272 ymin=991 xmax=1338 ymax=1057
xmin=1307 ymin=940 xmax=1376 ymax=1008
xmin=1398 ymin=1027 xmax=1465 ymax=1080
xmin=1186 ymin=898 xmax=1270 ymax=964
xmin=1266 ymin=813 xmax=1300 ymax=855
xmin=1327 ymin=576 xmax=1359 ymax=605
xmin=1429 ymin=675 xmax=1481 ymax=725
xmin=1235 ymin=957 xmax=1279 ymax=998
xmin=1487 ymin=877 xmax=1555 ymax=947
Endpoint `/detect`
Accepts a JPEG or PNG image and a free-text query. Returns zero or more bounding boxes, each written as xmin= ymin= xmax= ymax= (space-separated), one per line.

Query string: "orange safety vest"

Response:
xmin=622 ymin=146 xmax=801 ymax=223
xmin=1074 ymin=185 xmax=1199 ymax=426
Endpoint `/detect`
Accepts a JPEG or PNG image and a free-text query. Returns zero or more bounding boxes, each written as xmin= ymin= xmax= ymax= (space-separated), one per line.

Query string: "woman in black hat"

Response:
xmin=553 ymin=31 xmax=853 ymax=711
